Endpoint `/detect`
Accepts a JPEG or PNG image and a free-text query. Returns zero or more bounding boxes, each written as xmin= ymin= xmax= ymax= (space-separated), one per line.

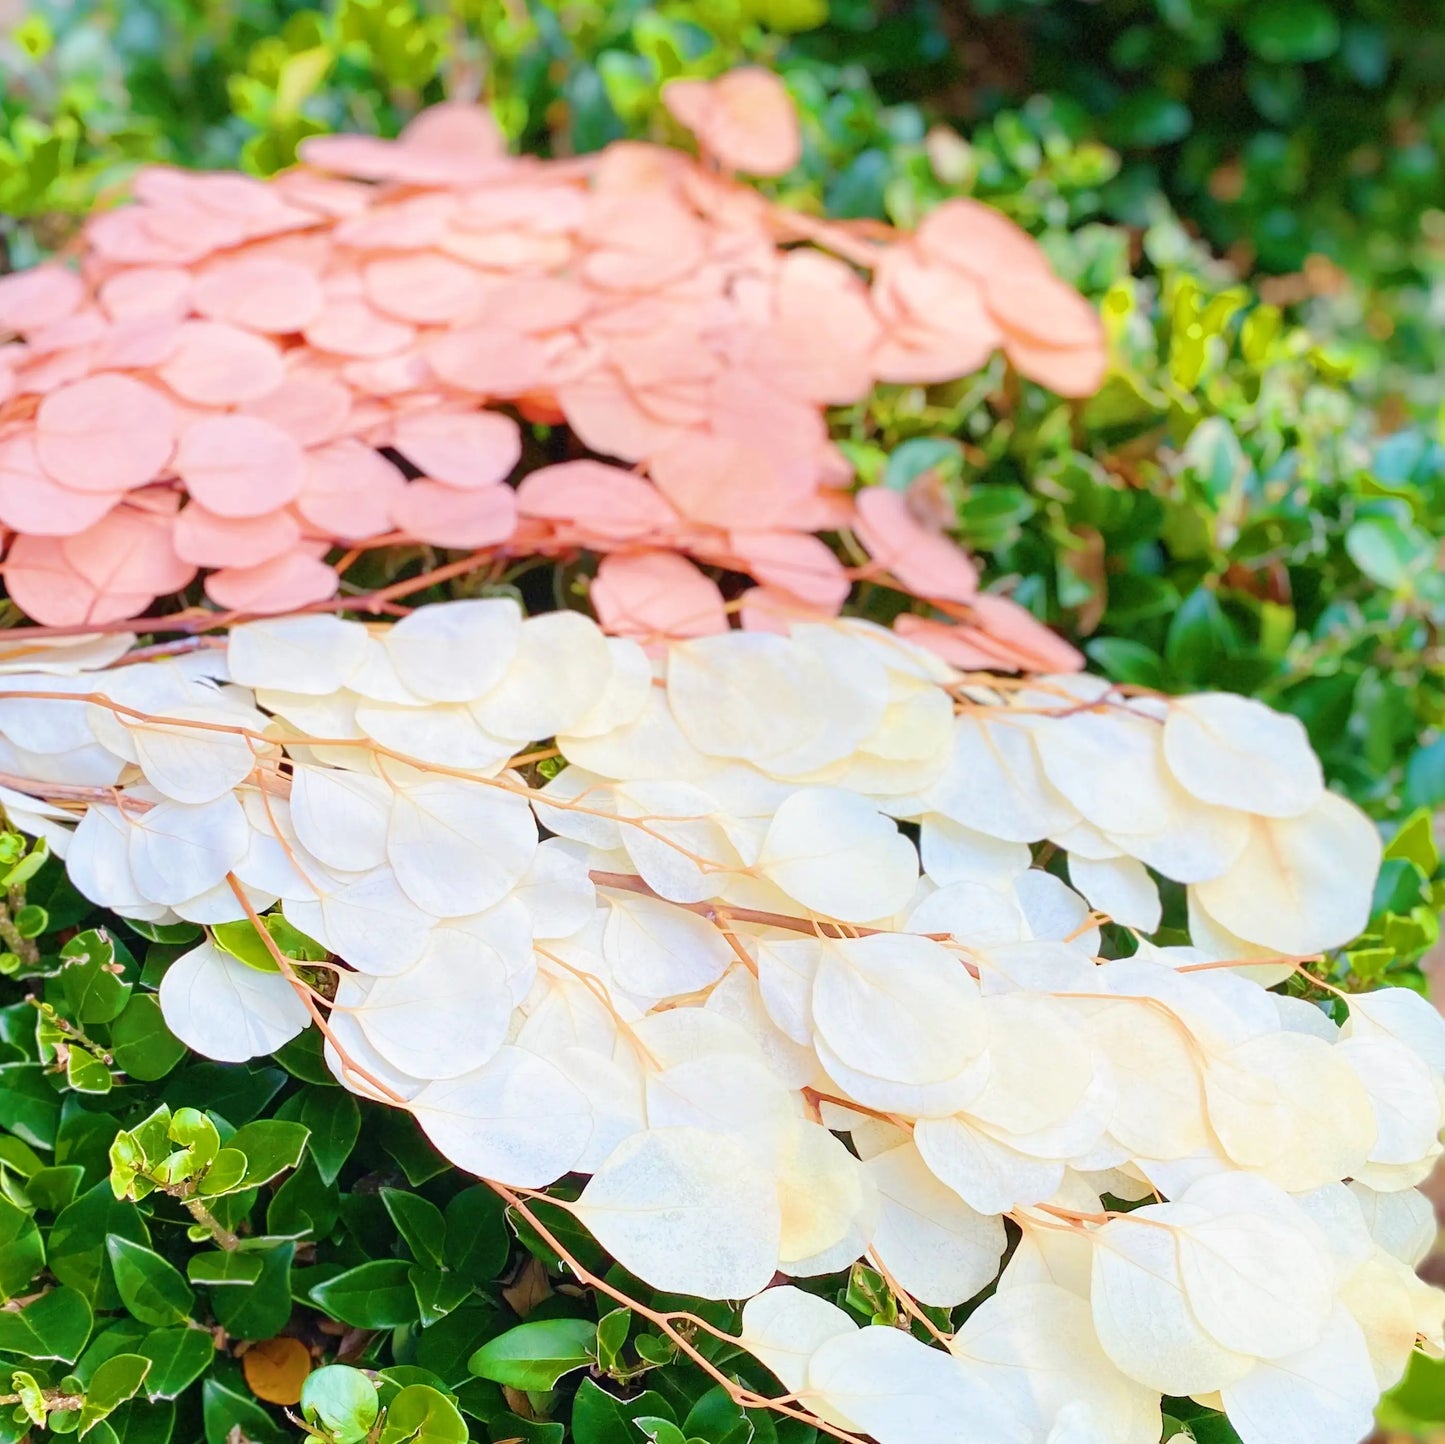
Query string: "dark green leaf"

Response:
xmin=410 ymin=1264 xmax=474 ymax=1327
xmin=299 ymin=1088 xmax=360 ymax=1184
xmin=210 ymin=1241 xmax=294 ymax=1341
xmin=0 ymin=1194 xmax=44 ymax=1300
xmin=123 ymin=920 xmax=201 ymax=946
xmin=162 ymin=1062 xmax=286 ymax=1125
xmin=1109 ymin=90 xmax=1191 ymax=147
xmin=201 ymin=1378 xmax=288 ymax=1444
xmin=103 ymin=1399 xmax=174 ymax=1444
xmin=684 ymin=1386 xmax=751 ymax=1444
xmin=0 ymin=1062 xmax=61 ymax=1148
xmin=109 ymin=998 xmax=186 ymax=1082
xmin=105 ymin=1237 xmax=194 ymax=1328
xmin=376 ymin=1108 xmax=450 ymax=1184
xmin=1164 ymin=588 xmax=1236 ymax=684
xmin=134 ymin=1326 xmax=214 ymax=1400
xmin=266 ymin=1153 xmax=340 ymax=1239
xmin=0 ymin=1285 xmax=93 ymax=1361
xmin=60 ymin=930 xmax=130 ymax=1025
xmin=1242 ymin=0 xmax=1341 ymax=61
xmin=383 ymin=1187 xmax=446 ymax=1268
xmin=27 ymin=1164 xmax=84 ymax=1213
xmin=490 ymin=1411 xmax=564 ymax=1444
xmin=273 ymin=1027 xmax=334 ymax=1085
xmin=414 ymin=1302 xmax=506 ymax=1387
xmin=225 ymin=1119 xmax=309 ymax=1187
xmin=572 ymin=1380 xmax=674 ymax=1444
xmin=310 ymin=1259 xmax=419 ymax=1328
xmin=50 ymin=1186 xmax=151 ymax=1310
xmin=468 ymin=1318 xmax=597 ymax=1390
xmin=187 ymin=1250 xmax=263 ymax=1286
xmin=443 ymin=1185 xmax=509 ymax=1284
xmin=1085 ymin=637 xmax=1167 ymax=688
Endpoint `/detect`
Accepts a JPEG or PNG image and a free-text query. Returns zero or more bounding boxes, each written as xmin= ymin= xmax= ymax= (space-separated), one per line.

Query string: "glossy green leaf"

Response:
xmin=409 ymin=1264 xmax=474 ymax=1327
xmin=573 ymin=1380 xmax=675 ymax=1444
xmin=50 ymin=1186 xmax=151 ymax=1310
xmin=299 ymin=1088 xmax=360 ymax=1184
xmin=109 ymin=998 xmax=186 ymax=1082
xmin=133 ymin=1326 xmax=214 ymax=1401
xmin=266 ymin=1153 xmax=340 ymax=1239
xmin=635 ymin=1417 xmax=689 ymax=1444
xmin=468 ymin=1318 xmax=597 ymax=1391
xmin=684 ymin=1386 xmax=752 ymax=1444
xmin=187 ymin=1250 xmax=264 ymax=1287
xmin=201 ymin=1378 xmax=288 ymax=1444
xmin=225 ymin=1119 xmax=309 ymax=1187
xmin=105 ymin=1237 xmax=193 ymax=1328
xmin=443 ymin=1185 xmax=509 ymax=1283
xmin=310 ymin=1259 xmax=419 ymax=1328
xmin=0 ymin=1194 xmax=44 ymax=1300
xmin=210 ymin=1241 xmax=293 ymax=1341
xmin=26 ymin=1164 xmax=84 ymax=1213
xmin=596 ymin=1307 xmax=631 ymax=1373
xmin=78 ymin=1354 xmax=150 ymax=1436
xmin=383 ymin=1186 xmax=446 ymax=1268
xmin=59 ymin=930 xmax=130 ymax=1024
xmin=0 ymin=1285 xmax=93 ymax=1361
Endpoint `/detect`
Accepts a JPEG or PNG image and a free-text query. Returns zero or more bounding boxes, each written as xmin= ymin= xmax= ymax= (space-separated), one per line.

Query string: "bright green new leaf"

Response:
xmin=11 ymin=1369 xmax=47 ymax=1426
xmin=302 ymin=1365 xmax=381 ymax=1444
xmin=377 ymin=1384 xmax=469 ymax=1444
xmin=596 ymin=1308 xmax=631 ymax=1374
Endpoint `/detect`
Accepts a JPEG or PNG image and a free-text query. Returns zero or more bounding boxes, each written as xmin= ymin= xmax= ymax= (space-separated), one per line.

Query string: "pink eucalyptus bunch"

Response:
xmin=0 ymin=70 xmax=1099 ymax=670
